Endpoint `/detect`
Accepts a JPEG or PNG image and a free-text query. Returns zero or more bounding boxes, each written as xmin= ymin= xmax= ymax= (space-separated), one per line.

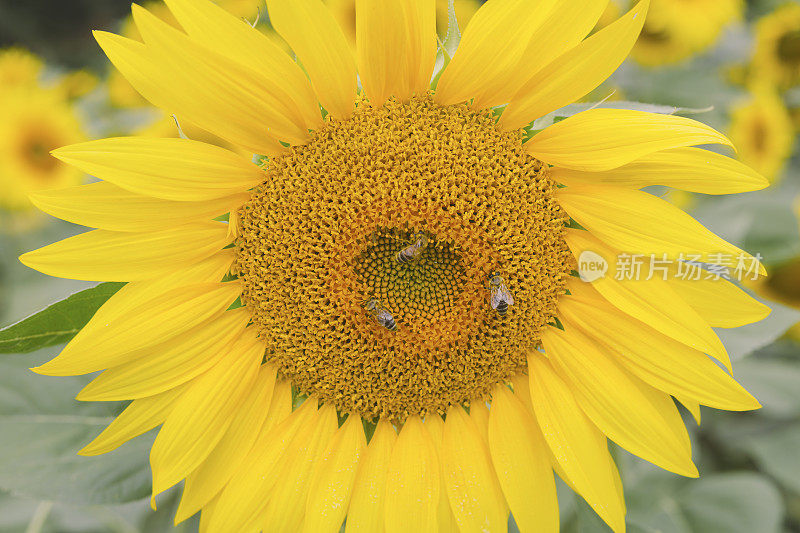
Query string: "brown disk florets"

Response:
xmin=233 ymin=94 xmax=573 ymax=421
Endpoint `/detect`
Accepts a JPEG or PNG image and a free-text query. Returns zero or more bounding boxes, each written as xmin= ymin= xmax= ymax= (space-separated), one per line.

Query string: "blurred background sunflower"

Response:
xmin=0 ymin=0 xmax=799 ymax=532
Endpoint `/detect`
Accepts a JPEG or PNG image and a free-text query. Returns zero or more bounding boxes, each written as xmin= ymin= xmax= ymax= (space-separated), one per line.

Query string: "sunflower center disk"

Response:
xmin=355 ymin=230 xmax=465 ymax=325
xmin=233 ymin=94 xmax=574 ymax=421
xmin=778 ymin=30 xmax=800 ymax=64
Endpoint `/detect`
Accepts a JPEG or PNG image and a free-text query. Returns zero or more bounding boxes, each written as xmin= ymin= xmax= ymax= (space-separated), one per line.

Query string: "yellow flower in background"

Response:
xmin=0 ymin=48 xmax=97 ymax=102
xmin=55 ymin=70 xmax=99 ymax=100
xmin=0 ymin=88 xmax=85 ymax=212
xmin=630 ymin=0 xmax=742 ymax=66
xmin=729 ymin=84 xmax=794 ymax=184
xmin=0 ymin=48 xmax=44 ymax=90
xmin=21 ymin=0 xmax=772 ymax=531
xmin=328 ymin=0 xmax=480 ymax=47
xmin=752 ymin=3 xmax=800 ymax=89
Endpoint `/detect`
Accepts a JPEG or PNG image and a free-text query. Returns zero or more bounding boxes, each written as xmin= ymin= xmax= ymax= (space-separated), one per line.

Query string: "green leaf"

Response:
xmin=715 ymin=298 xmax=800 ymax=361
xmin=678 ymin=473 xmax=783 ymax=533
xmin=0 ymin=355 xmax=151 ymax=505
xmin=0 ymin=283 xmax=125 ymax=354
xmin=741 ymin=423 xmax=800 ymax=494
xmin=734 ymin=355 xmax=800 ymax=418
xmin=692 ymin=192 xmax=800 ymax=267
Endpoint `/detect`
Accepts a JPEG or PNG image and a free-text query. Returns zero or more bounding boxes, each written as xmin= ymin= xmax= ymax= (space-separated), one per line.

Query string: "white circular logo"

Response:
xmin=578 ymin=250 xmax=608 ymax=282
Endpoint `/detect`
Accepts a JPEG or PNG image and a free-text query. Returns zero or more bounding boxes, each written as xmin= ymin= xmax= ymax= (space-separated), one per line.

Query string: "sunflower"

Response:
xmin=729 ymin=84 xmax=794 ymax=184
xmin=328 ymin=0 xmax=480 ymax=47
xmin=752 ymin=3 xmax=800 ymax=89
xmin=0 ymin=87 xmax=85 ymax=211
xmin=0 ymin=48 xmax=44 ymax=91
xmin=630 ymin=0 xmax=742 ymax=66
xmin=0 ymin=47 xmax=97 ymax=102
xmin=22 ymin=0 xmax=771 ymax=531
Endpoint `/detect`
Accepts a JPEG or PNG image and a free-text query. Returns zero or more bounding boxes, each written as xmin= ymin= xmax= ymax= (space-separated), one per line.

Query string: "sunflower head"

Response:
xmin=0 ymin=88 xmax=85 ymax=211
xmin=0 ymin=47 xmax=44 ymax=91
xmin=729 ymin=84 xmax=794 ymax=184
xmin=233 ymin=93 xmax=573 ymax=420
xmin=18 ymin=0 xmax=773 ymax=531
xmin=631 ymin=0 xmax=742 ymax=66
xmin=753 ymin=3 xmax=800 ymax=88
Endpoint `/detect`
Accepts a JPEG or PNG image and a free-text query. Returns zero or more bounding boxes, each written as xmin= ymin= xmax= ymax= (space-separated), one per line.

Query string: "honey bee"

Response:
xmin=364 ymin=298 xmax=398 ymax=331
xmin=395 ymin=232 xmax=428 ymax=264
xmin=487 ymin=274 xmax=514 ymax=316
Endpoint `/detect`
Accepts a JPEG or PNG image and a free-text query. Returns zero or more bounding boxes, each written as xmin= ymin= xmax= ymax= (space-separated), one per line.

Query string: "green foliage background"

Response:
xmin=1 ymin=0 xmax=800 ymax=531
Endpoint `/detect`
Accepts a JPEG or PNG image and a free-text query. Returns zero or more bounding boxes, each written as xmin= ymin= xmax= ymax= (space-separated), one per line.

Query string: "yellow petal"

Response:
xmin=304 ymin=415 xmax=367 ymax=533
xmin=93 ymin=31 xmax=288 ymax=156
xmin=435 ymin=0 xmax=560 ymax=106
xmin=565 ymin=230 xmax=730 ymax=361
xmin=551 ymin=147 xmax=769 ymax=194
xmin=385 ymin=416 xmax=439 ymax=533
xmin=76 ymin=308 xmax=250 ymax=401
xmin=80 ymin=251 xmax=234 ymax=338
xmin=676 ymin=396 xmax=702 ymax=424
xmin=207 ymin=399 xmax=318 ymax=532
xmin=566 ymin=277 xmax=731 ymax=371
xmin=20 ymin=222 xmax=230 ymax=282
xmin=260 ymin=378 xmax=296 ymax=432
xmin=527 ymin=109 xmax=733 ymax=171
xmin=78 ymin=384 xmax=187 ymax=456
xmin=472 ymin=0 xmax=609 ymax=109
xmin=441 ymin=405 xmax=508 ymax=532
xmin=133 ymin=4 xmax=310 ymax=146
xmin=557 ymin=294 xmax=761 ymax=411
xmin=346 ymin=419 xmax=397 ymax=533
xmin=175 ymin=365 xmax=278 ymax=524
xmin=261 ymin=404 xmax=339 ymax=531
xmin=543 ymin=326 xmax=697 ymax=477
xmin=424 ymin=415 xmax=459 ymax=533
xmin=666 ymin=272 xmax=771 ymax=328
xmin=488 ymin=385 xmax=559 ymax=533
xmin=149 ymin=331 xmax=264 ymax=499
xmin=51 ymin=137 xmax=263 ymax=202
xmin=558 ymin=185 xmax=764 ymax=275
xmin=469 ymin=400 xmax=490 ymax=440
xmin=197 ymin=494 xmax=219 ymax=533
xmin=30 ymin=181 xmax=248 ymax=233
xmin=528 ymin=355 xmax=626 ymax=533
xmin=33 ymin=282 xmax=241 ymax=376
xmin=163 ymin=0 xmax=322 ymax=131
xmin=502 ymin=1 xmax=648 ymax=129
xmin=266 ymin=0 xmax=357 ymax=119
xmin=356 ymin=0 xmax=436 ymax=105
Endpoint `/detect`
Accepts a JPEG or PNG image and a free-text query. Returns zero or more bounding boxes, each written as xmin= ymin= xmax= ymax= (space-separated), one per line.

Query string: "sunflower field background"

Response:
xmin=1 ymin=0 xmax=800 ymax=531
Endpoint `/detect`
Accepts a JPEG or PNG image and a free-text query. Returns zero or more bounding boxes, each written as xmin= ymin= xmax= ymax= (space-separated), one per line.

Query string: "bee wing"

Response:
xmin=504 ymin=292 xmax=514 ymax=306
xmin=490 ymin=289 xmax=504 ymax=309
xmin=378 ymin=309 xmax=393 ymax=321
xmin=491 ymin=286 xmax=514 ymax=307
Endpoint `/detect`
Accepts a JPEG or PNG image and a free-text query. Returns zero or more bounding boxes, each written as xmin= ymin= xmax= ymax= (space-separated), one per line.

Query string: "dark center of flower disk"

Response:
xmin=233 ymin=94 xmax=574 ymax=421
xmin=778 ymin=30 xmax=800 ymax=64
xmin=20 ymin=131 xmax=59 ymax=175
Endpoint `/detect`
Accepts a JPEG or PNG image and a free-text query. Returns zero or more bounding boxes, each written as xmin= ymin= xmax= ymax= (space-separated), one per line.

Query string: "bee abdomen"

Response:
xmin=496 ymin=301 xmax=508 ymax=316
